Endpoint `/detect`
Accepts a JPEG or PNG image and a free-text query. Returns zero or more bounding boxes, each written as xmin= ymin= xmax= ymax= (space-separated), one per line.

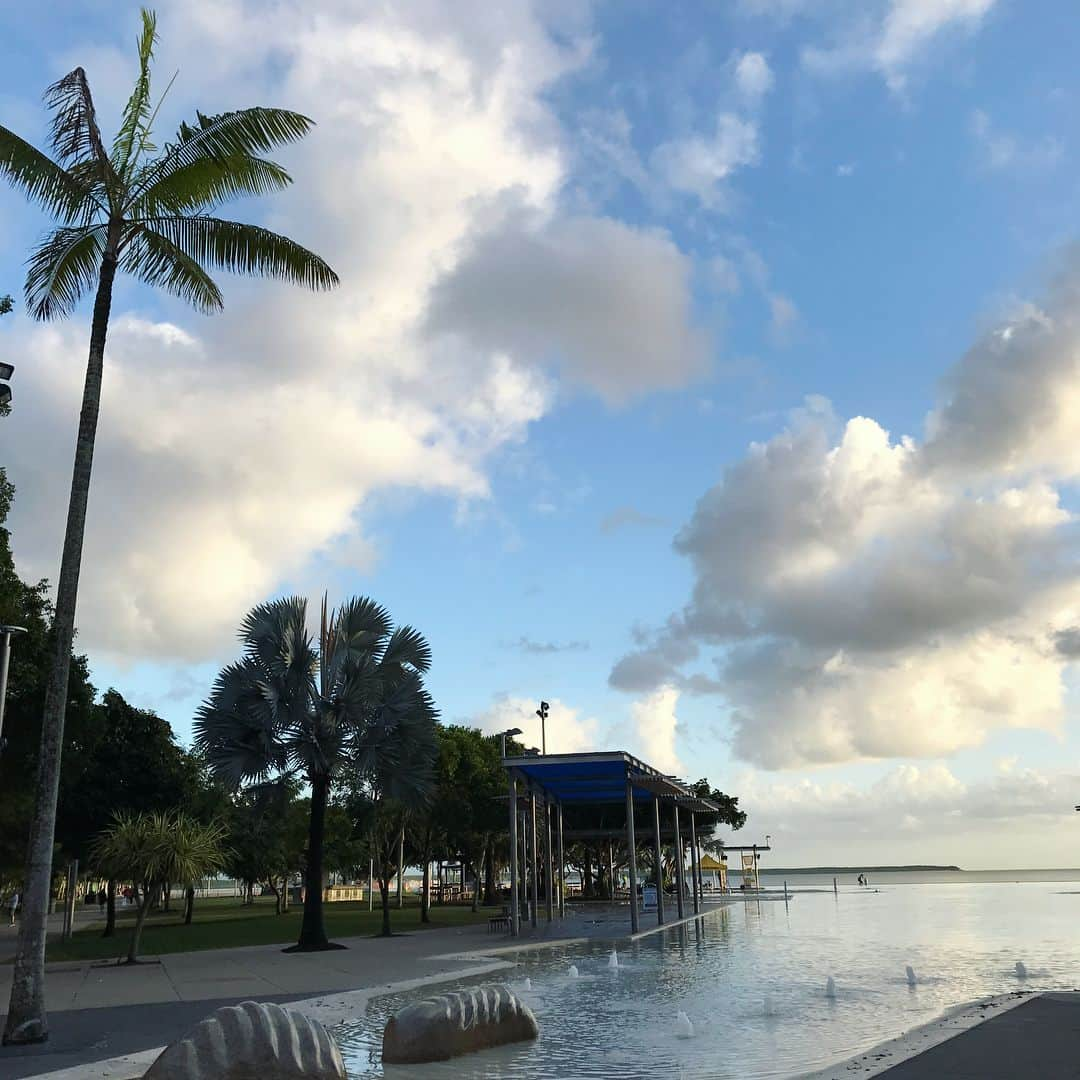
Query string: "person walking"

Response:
xmin=97 ymin=887 xmax=107 ymax=914
xmin=6 ymin=889 xmax=19 ymax=926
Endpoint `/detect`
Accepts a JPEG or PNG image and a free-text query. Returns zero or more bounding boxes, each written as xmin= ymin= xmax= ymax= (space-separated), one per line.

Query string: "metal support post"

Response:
xmin=625 ymin=777 xmax=639 ymax=934
xmin=544 ymin=800 xmax=554 ymax=921
xmin=529 ymin=790 xmax=539 ymax=928
xmin=652 ymin=797 xmax=665 ymax=926
xmin=607 ymin=840 xmax=615 ymax=900
xmin=689 ymin=812 xmax=700 ymax=915
xmin=508 ymin=769 xmax=520 ymax=936
xmin=367 ymin=858 xmax=373 ymax=911
xmin=673 ymin=802 xmax=685 ymax=919
xmin=557 ymin=802 xmax=565 ymax=917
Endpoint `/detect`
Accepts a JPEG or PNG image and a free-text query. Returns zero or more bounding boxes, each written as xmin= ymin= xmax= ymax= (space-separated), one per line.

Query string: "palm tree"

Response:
xmin=91 ymin=810 xmax=226 ymax=964
xmin=194 ymin=595 xmax=438 ymax=951
xmin=0 ymin=10 xmax=336 ymax=1046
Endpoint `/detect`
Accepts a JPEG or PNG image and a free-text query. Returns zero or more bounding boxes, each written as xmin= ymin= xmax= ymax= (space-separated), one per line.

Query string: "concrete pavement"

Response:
xmin=876 ymin=992 xmax=1080 ymax=1078
xmin=0 ymin=922 xmax=514 ymax=1078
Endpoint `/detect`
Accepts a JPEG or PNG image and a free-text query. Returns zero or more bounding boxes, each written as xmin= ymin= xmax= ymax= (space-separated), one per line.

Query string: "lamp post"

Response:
xmin=536 ymin=700 xmax=549 ymax=755
xmin=498 ymin=727 xmax=522 ymax=759
xmin=0 ymin=624 xmax=27 ymax=753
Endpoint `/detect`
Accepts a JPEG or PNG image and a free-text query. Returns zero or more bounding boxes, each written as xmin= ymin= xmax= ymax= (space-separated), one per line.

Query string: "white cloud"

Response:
xmin=4 ymin=0 xmax=708 ymax=661
xmin=652 ymin=114 xmax=760 ymax=209
xmin=836 ymin=162 xmax=856 ymax=177
xmin=471 ymin=695 xmax=599 ymax=755
xmin=629 ymin=685 xmax=685 ymax=774
xmin=768 ymin=293 xmax=800 ymax=343
xmin=799 ymin=0 xmax=997 ymax=93
xmin=426 ymin=215 xmax=710 ymax=404
xmin=734 ymin=51 xmax=774 ymax=105
xmin=737 ymin=760 xmax=1080 ymax=866
xmin=970 ymin=108 xmax=1064 ymax=172
xmin=611 ymin=268 xmax=1080 ymax=769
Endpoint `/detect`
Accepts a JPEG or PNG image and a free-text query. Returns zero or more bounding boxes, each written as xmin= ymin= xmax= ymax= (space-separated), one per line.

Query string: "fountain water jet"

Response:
xmin=523 ymin=978 xmax=532 ymax=991
xmin=1015 ymin=961 xmax=1028 ymax=980
xmin=608 ymin=950 xmax=619 ymax=970
xmin=825 ymin=976 xmax=836 ymax=1000
xmin=906 ymin=966 xmax=917 ymax=987
xmin=568 ymin=965 xmax=579 ymax=979
xmin=675 ymin=1011 xmax=694 ymax=1039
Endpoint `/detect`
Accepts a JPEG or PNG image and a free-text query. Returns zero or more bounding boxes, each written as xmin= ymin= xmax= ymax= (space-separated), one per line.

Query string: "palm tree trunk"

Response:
xmin=102 ymin=879 xmax=116 ymax=938
xmin=484 ymin=840 xmax=496 ymax=906
xmin=127 ymin=887 xmax=153 ymax=964
xmin=290 ymin=771 xmax=337 ymax=951
xmin=379 ymin=876 xmax=392 ymax=937
xmin=3 ymin=253 xmax=117 ymax=1046
xmin=420 ymin=858 xmax=430 ymax=924
xmin=183 ymin=886 xmax=194 ymax=926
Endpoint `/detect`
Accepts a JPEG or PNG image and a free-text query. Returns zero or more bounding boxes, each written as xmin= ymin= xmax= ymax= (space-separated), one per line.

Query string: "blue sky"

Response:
xmin=4 ymin=0 xmax=1080 ymax=867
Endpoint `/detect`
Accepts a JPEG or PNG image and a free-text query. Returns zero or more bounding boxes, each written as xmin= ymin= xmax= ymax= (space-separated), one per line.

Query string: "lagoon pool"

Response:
xmin=336 ymin=882 xmax=1080 ymax=1078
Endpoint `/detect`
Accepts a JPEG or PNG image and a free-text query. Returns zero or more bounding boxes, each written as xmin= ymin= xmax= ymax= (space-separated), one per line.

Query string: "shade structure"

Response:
xmin=503 ymin=751 xmax=700 ymax=805
xmin=503 ymin=751 xmax=719 ymax=936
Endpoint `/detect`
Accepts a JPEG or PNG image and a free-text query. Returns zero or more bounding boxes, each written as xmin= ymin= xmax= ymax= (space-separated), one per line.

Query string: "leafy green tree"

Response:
xmin=195 ymin=595 xmax=437 ymax=951
xmin=91 ymin=810 xmax=225 ymax=963
xmin=0 ymin=9 xmax=337 ymax=1044
xmin=432 ymin=726 xmax=504 ymax=913
xmin=0 ymin=295 xmax=12 ymax=315
xmin=0 ymin=479 xmax=95 ymax=891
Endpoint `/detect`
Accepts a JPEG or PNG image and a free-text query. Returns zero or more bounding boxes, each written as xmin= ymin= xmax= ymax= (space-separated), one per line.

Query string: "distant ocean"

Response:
xmin=746 ymin=867 xmax=1080 ymax=887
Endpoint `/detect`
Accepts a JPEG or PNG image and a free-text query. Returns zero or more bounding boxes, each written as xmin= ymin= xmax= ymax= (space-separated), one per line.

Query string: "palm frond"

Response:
xmin=380 ymin=625 xmax=433 ymax=674
xmin=111 ymin=8 xmax=159 ymax=179
xmin=0 ymin=127 xmax=102 ymax=222
xmin=130 ymin=154 xmax=293 ymax=217
xmin=25 ymin=224 xmax=106 ymax=321
xmin=43 ymin=67 xmax=113 ymax=199
xmin=120 ymin=225 xmax=224 ymax=312
xmin=143 ymin=215 xmax=338 ymax=290
xmin=128 ymin=107 xmax=314 ymax=204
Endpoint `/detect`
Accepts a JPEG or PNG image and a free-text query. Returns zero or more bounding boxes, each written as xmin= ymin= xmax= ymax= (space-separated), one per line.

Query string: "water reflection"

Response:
xmin=336 ymin=882 xmax=1080 ymax=1079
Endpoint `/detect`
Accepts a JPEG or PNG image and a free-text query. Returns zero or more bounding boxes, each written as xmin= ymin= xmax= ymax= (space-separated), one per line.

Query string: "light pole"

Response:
xmin=498 ymin=727 xmax=522 ymax=759
xmin=0 ymin=624 xmax=27 ymax=753
xmin=536 ymin=700 xmax=549 ymax=755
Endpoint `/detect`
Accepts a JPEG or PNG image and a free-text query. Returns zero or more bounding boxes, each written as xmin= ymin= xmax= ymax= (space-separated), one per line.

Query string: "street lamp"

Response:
xmin=536 ymin=700 xmax=549 ymax=755
xmin=0 ymin=624 xmax=28 ymax=753
xmin=498 ymin=727 xmax=522 ymax=758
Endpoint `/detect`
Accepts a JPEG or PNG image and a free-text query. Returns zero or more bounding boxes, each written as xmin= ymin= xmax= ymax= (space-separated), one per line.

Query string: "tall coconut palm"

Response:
xmin=194 ymin=595 xmax=438 ymax=951
xmin=0 ymin=10 xmax=336 ymax=1046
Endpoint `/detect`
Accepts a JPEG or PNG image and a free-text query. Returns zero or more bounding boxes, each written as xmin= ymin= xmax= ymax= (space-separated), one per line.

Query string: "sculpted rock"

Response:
xmin=382 ymin=983 xmax=538 ymax=1064
xmin=143 ymin=1000 xmax=345 ymax=1080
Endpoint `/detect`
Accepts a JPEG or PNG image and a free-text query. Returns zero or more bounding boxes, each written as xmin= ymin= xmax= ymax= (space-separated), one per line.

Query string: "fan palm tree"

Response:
xmin=194 ymin=595 xmax=438 ymax=951
xmin=0 ymin=10 xmax=336 ymax=1046
xmin=91 ymin=810 xmax=226 ymax=964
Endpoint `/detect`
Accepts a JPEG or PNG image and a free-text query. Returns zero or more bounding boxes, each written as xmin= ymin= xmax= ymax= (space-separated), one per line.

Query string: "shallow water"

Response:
xmin=336 ymin=882 xmax=1080 ymax=1079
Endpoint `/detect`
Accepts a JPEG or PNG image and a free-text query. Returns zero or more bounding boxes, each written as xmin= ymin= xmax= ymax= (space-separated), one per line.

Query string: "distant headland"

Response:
xmin=757 ymin=865 xmax=963 ymax=874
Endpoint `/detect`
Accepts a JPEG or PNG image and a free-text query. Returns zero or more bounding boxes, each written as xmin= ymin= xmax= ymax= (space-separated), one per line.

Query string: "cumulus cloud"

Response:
xmin=426 ymin=215 xmax=709 ymax=404
xmin=738 ymin=760 xmax=1080 ymax=862
xmin=628 ymin=685 xmax=685 ymax=774
xmin=611 ymin=269 xmax=1080 ymax=768
xmin=471 ymin=695 xmax=600 ymax=755
xmin=3 ymin=0 xmax=708 ymax=661
xmin=651 ymin=114 xmax=760 ymax=209
xmin=734 ymin=52 xmax=774 ymax=104
xmin=797 ymin=0 xmax=997 ymax=93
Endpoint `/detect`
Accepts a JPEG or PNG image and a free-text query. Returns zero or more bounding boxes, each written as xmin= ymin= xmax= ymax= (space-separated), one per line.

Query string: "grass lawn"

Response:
xmin=45 ymin=895 xmax=499 ymax=963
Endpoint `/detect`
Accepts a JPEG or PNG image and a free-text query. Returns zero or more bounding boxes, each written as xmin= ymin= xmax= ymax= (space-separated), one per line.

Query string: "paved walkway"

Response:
xmin=876 ymin=992 xmax=1080 ymax=1078
xmin=0 ymin=922 xmax=508 ymax=1078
